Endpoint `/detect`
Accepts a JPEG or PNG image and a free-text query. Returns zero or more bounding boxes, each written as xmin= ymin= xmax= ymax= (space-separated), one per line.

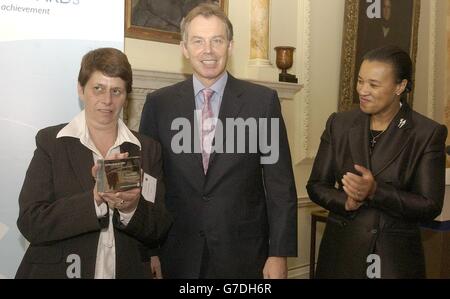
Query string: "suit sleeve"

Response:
xmin=369 ymin=124 xmax=447 ymax=222
xmin=113 ymin=138 xmax=172 ymax=250
xmin=139 ymin=93 xmax=159 ymax=141
xmin=138 ymin=93 xmax=171 ymax=256
xmin=17 ymin=130 xmax=101 ymax=245
xmin=261 ymin=90 xmax=298 ymax=257
xmin=306 ymin=113 xmax=353 ymax=217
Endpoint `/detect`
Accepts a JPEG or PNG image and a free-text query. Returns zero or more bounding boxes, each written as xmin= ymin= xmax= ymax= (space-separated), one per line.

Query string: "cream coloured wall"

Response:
xmin=125 ymin=0 xmax=312 ymax=278
xmin=434 ymin=0 xmax=447 ymax=123
xmin=125 ymin=38 xmax=188 ymax=74
xmin=414 ymin=0 xmax=447 ymax=122
xmin=288 ymin=0 xmax=346 ymax=278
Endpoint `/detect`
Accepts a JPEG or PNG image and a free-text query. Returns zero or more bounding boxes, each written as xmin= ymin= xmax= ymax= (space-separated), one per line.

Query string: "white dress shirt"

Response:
xmin=56 ymin=110 xmax=141 ymax=279
xmin=193 ymin=72 xmax=228 ymax=156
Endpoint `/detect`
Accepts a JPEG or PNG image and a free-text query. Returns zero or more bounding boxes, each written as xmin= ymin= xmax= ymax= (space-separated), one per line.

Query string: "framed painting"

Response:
xmin=338 ymin=0 xmax=420 ymax=112
xmin=125 ymin=0 xmax=228 ymax=44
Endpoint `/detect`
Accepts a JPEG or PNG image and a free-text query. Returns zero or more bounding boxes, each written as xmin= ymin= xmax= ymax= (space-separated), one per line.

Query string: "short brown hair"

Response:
xmin=78 ymin=48 xmax=132 ymax=93
xmin=180 ymin=3 xmax=233 ymax=42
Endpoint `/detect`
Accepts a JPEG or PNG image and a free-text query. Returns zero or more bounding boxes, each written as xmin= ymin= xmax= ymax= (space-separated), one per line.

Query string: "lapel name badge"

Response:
xmin=398 ymin=118 xmax=406 ymax=128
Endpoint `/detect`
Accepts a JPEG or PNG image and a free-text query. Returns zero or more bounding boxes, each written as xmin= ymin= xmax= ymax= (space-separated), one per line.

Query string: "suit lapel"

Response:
xmin=177 ymin=78 xmax=205 ymax=176
xmin=370 ymin=104 xmax=413 ymax=176
xmin=208 ymin=74 xmax=245 ymax=170
xmin=65 ymin=138 xmax=95 ymax=191
xmin=348 ymin=111 xmax=371 ymax=170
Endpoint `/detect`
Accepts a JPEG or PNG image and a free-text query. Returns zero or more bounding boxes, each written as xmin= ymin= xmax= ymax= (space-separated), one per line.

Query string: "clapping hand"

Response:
xmin=342 ymin=164 xmax=377 ymax=211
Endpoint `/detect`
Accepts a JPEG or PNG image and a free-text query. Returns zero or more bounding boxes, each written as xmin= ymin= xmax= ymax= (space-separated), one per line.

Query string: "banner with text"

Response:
xmin=0 ymin=0 xmax=124 ymax=278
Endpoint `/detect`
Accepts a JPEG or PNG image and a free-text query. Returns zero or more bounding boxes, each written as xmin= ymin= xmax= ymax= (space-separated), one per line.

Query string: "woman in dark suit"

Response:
xmin=307 ymin=46 xmax=447 ymax=278
xmin=15 ymin=48 xmax=171 ymax=279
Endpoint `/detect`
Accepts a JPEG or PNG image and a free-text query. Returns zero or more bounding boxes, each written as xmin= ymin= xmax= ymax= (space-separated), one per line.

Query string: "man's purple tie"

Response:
xmin=201 ymin=88 xmax=214 ymax=174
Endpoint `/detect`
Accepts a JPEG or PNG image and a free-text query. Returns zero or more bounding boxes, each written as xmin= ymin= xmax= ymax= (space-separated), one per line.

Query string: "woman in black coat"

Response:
xmin=16 ymin=48 xmax=171 ymax=279
xmin=307 ymin=46 xmax=447 ymax=278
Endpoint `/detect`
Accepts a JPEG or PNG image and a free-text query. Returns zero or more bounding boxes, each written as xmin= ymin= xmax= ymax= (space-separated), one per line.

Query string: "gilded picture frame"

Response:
xmin=125 ymin=0 xmax=228 ymax=44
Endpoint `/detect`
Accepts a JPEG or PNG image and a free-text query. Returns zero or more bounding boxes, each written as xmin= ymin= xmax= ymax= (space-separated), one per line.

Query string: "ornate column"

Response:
xmin=249 ymin=0 xmax=271 ymax=66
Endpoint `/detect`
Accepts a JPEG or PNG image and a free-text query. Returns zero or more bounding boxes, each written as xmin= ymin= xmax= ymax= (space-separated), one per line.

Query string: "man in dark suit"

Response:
xmin=139 ymin=3 xmax=297 ymax=278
